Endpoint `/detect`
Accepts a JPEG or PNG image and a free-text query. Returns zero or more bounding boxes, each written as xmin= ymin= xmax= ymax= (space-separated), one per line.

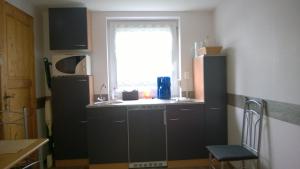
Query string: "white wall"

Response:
xmin=33 ymin=8 xmax=46 ymax=98
xmin=215 ymin=0 xmax=300 ymax=105
xmin=90 ymin=11 xmax=216 ymax=94
xmin=215 ymin=0 xmax=300 ymax=168
xmin=228 ymin=106 xmax=300 ymax=169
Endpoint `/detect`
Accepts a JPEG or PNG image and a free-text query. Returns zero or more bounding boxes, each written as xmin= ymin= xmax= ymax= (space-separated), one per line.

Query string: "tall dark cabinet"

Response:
xmin=49 ymin=7 xmax=90 ymax=50
xmin=194 ymin=55 xmax=227 ymax=147
xmin=52 ymin=75 xmax=93 ymax=160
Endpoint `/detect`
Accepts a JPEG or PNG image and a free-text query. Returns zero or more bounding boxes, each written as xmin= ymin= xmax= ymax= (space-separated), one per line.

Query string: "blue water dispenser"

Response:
xmin=157 ymin=77 xmax=171 ymax=99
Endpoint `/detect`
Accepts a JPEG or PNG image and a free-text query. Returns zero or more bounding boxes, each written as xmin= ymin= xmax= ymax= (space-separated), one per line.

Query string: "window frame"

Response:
xmin=106 ymin=17 xmax=181 ymax=99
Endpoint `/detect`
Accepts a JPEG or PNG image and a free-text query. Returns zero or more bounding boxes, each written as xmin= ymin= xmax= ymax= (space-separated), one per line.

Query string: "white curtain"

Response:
xmin=107 ymin=20 xmax=179 ymax=98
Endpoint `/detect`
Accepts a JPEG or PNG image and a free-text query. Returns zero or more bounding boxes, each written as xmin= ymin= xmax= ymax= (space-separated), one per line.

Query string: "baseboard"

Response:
xmin=54 ymin=158 xmax=226 ymax=169
xmin=88 ymin=159 xmax=209 ymax=169
xmin=168 ymin=159 xmax=209 ymax=168
xmin=55 ymin=159 xmax=89 ymax=167
xmin=89 ymin=163 xmax=128 ymax=169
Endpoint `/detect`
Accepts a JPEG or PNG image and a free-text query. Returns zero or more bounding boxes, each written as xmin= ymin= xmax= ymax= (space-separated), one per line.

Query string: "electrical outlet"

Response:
xmin=184 ymin=72 xmax=190 ymax=79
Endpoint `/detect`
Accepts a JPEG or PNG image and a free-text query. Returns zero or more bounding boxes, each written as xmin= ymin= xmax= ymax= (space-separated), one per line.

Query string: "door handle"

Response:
xmin=79 ymin=120 xmax=88 ymax=124
xmin=4 ymin=93 xmax=15 ymax=100
xmin=3 ymin=93 xmax=15 ymax=111
xmin=163 ymin=110 xmax=167 ymax=125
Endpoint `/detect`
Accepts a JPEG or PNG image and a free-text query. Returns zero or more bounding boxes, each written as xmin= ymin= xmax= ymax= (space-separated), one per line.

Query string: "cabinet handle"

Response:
xmin=80 ymin=120 xmax=88 ymax=124
xmin=169 ymin=118 xmax=179 ymax=121
xmin=180 ymin=108 xmax=191 ymax=111
xmin=73 ymin=44 xmax=87 ymax=47
xmin=163 ymin=110 xmax=166 ymax=125
xmin=113 ymin=120 xmax=125 ymax=124
xmin=77 ymin=79 xmax=87 ymax=82
xmin=209 ymin=107 xmax=221 ymax=110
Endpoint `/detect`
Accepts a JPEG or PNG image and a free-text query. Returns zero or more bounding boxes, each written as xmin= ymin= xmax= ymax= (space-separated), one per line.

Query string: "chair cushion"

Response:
xmin=206 ymin=145 xmax=258 ymax=161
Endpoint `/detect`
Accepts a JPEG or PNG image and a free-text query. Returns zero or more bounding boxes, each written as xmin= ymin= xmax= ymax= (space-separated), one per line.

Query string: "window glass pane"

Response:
xmin=107 ymin=20 xmax=180 ymax=99
xmin=115 ymin=27 xmax=173 ymax=92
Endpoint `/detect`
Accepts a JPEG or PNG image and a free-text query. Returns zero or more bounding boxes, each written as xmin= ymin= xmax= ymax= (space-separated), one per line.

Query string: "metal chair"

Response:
xmin=0 ymin=108 xmax=41 ymax=169
xmin=206 ymin=98 xmax=265 ymax=169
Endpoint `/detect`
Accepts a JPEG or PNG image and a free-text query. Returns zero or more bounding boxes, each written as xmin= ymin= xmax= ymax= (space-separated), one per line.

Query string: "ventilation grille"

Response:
xmin=129 ymin=161 xmax=167 ymax=168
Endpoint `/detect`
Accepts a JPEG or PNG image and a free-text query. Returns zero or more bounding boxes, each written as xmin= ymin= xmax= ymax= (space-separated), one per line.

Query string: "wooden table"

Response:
xmin=0 ymin=139 xmax=48 ymax=169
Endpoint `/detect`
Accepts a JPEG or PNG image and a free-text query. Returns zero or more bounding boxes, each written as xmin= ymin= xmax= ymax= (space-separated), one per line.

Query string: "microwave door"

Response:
xmin=55 ymin=55 xmax=85 ymax=74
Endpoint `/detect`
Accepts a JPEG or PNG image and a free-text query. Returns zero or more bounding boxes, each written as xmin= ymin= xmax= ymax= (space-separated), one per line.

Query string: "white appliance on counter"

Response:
xmin=52 ymin=54 xmax=91 ymax=76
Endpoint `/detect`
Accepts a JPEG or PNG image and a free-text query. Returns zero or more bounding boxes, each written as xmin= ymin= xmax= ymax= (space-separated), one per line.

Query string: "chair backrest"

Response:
xmin=241 ymin=98 xmax=265 ymax=157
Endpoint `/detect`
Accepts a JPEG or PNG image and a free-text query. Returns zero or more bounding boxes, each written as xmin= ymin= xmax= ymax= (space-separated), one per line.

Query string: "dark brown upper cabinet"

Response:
xmin=49 ymin=7 xmax=91 ymax=50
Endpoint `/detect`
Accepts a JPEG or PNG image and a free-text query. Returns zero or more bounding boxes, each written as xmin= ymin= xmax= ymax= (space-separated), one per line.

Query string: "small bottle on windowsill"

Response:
xmin=143 ymin=90 xmax=152 ymax=99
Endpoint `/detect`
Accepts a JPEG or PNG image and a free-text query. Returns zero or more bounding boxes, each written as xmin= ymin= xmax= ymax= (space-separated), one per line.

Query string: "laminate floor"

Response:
xmin=51 ymin=166 xmax=233 ymax=169
xmin=51 ymin=168 xmax=208 ymax=169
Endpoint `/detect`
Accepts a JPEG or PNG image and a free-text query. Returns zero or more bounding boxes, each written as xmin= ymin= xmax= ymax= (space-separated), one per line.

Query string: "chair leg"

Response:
xmin=242 ymin=160 xmax=245 ymax=169
xmin=221 ymin=161 xmax=224 ymax=169
xmin=209 ymin=153 xmax=213 ymax=169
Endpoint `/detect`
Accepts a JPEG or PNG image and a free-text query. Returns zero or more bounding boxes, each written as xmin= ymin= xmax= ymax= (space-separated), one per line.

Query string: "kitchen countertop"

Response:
xmin=87 ymin=98 xmax=204 ymax=108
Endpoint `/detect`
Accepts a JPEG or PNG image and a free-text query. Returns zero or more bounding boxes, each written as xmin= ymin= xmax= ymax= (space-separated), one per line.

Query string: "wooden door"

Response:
xmin=0 ymin=2 xmax=36 ymax=139
xmin=0 ymin=0 xmax=4 ymax=138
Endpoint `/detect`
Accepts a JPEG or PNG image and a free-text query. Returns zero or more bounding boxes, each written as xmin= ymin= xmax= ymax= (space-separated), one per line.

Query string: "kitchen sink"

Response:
xmin=94 ymin=100 xmax=123 ymax=105
xmin=171 ymin=97 xmax=196 ymax=103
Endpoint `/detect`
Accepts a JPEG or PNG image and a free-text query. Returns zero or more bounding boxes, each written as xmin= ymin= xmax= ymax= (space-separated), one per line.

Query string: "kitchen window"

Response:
xmin=107 ymin=19 xmax=180 ymax=98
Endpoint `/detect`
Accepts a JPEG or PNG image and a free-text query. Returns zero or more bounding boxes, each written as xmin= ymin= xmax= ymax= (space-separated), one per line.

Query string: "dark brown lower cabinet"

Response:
xmin=86 ymin=102 xmax=227 ymax=164
xmin=87 ymin=107 xmax=128 ymax=163
xmin=205 ymin=105 xmax=227 ymax=146
xmin=166 ymin=104 xmax=206 ymax=160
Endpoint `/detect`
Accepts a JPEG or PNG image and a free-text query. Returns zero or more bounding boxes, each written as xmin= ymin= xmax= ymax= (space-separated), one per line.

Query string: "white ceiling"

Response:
xmin=28 ymin=0 xmax=222 ymax=11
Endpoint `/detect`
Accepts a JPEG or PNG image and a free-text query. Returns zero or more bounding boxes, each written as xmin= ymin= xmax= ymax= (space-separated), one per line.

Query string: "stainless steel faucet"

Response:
xmin=97 ymin=83 xmax=107 ymax=101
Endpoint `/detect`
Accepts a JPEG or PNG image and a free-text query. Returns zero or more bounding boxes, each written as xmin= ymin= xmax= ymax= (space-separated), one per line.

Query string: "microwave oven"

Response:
xmin=52 ymin=54 xmax=91 ymax=76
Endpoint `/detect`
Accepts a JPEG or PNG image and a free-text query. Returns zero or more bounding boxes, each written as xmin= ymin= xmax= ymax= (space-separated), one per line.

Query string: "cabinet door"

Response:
xmin=166 ymin=104 xmax=206 ymax=160
xmin=205 ymin=106 xmax=227 ymax=146
xmin=52 ymin=76 xmax=91 ymax=159
xmin=203 ymin=56 xmax=227 ymax=147
xmin=87 ymin=107 xmax=128 ymax=163
xmin=49 ymin=8 xmax=88 ymax=50
xmin=203 ymin=56 xmax=226 ymax=107
xmin=128 ymin=107 xmax=166 ymax=163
